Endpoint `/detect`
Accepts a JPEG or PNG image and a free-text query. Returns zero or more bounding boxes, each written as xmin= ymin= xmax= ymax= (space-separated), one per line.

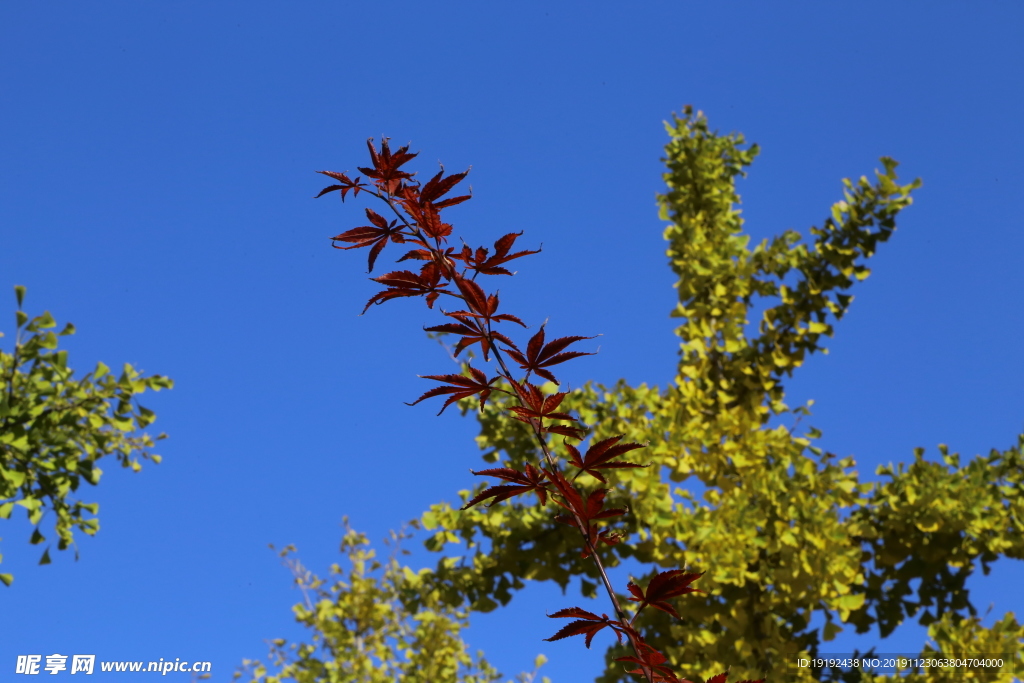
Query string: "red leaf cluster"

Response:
xmin=363 ymin=268 xmax=451 ymax=312
xmin=359 ymin=138 xmax=417 ymax=194
xmin=506 ymin=381 xmax=585 ymax=438
xmin=504 ymin=325 xmax=596 ymax=384
xmin=461 ymin=464 xmax=549 ymax=509
xmin=627 ymin=570 xmax=707 ymax=620
xmin=451 ymin=231 xmax=540 ymax=276
xmin=544 ymin=607 xmax=624 ymax=649
xmin=405 ymin=366 xmax=505 ymax=415
xmin=566 ymin=435 xmax=649 ymax=483
xmin=617 ymin=640 xmax=685 ymax=682
xmin=315 ymin=170 xmax=368 ymax=202
xmin=330 ymin=207 xmax=404 ymax=272
xmin=545 ymin=469 xmax=627 ymax=559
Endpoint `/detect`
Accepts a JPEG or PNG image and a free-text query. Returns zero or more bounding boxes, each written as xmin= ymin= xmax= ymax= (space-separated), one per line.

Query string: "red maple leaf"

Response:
xmin=330 ymin=207 xmax=406 ymax=272
xmin=362 ymin=268 xmax=452 ymax=312
xmin=404 ymin=198 xmax=454 ymax=240
xmin=423 ymin=280 xmax=526 ymax=360
xmin=565 ymin=435 xmax=648 ymax=483
xmin=544 ymin=467 xmax=584 ymax=522
xmin=358 ymin=138 xmax=417 ymax=194
xmin=392 ymin=167 xmax=469 ymax=242
xmin=502 ymin=324 xmax=596 ymax=384
xmin=405 ymin=366 xmax=505 ymax=415
xmin=507 ymin=381 xmax=580 ymax=433
xmin=546 ymin=423 xmax=589 ymax=440
xmin=543 ymin=607 xmax=623 ymax=649
xmin=579 ymin=488 xmax=628 ymax=524
xmin=545 ymin=470 xmax=626 ymax=558
xmin=450 ymin=277 xmax=527 ymax=329
xmin=450 ymin=276 xmax=488 ymax=316
xmin=626 ymin=570 xmax=707 ymax=620
xmin=424 ymin=318 xmax=512 ymax=361
xmin=417 ymin=166 xmax=472 ymax=208
xmin=395 ymin=247 xmax=434 ymax=262
xmin=315 ymin=170 xmax=368 ymax=202
xmin=569 ymin=488 xmax=628 ymax=558
xmin=397 ymin=245 xmax=456 ymax=266
xmin=461 ymin=463 xmax=550 ymax=509
xmin=424 ymin=314 xmax=520 ymax=361
xmin=452 ymin=232 xmax=542 ymax=276
xmin=616 ymin=641 xmax=681 ymax=682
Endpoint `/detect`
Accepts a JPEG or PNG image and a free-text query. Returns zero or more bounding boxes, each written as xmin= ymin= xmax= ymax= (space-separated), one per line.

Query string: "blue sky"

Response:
xmin=2 ymin=2 xmax=1022 ymax=681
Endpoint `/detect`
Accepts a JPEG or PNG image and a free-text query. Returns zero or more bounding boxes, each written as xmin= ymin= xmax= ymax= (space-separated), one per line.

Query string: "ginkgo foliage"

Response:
xmin=0 ymin=286 xmax=172 ymax=586
xmin=243 ymin=107 xmax=1023 ymax=683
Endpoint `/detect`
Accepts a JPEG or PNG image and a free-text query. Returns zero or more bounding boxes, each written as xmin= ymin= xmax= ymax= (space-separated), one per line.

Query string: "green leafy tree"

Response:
xmin=237 ymin=520 xmax=549 ymax=683
xmin=411 ymin=107 xmax=1022 ymax=682
xmin=0 ymin=286 xmax=173 ymax=586
xmin=249 ymin=106 xmax=1022 ymax=681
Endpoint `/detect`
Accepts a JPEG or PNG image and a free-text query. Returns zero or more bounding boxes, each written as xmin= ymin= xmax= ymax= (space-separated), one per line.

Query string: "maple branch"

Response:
xmin=320 ymin=142 xmax=722 ymax=683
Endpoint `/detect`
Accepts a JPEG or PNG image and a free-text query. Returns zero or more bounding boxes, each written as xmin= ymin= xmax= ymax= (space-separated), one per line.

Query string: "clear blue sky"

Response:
xmin=2 ymin=2 xmax=1022 ymax=681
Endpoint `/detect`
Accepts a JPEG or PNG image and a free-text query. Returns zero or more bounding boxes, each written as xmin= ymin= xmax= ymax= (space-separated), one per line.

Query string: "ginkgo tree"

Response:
xmin=0 ymin=286 xmax=172 ymax=586
xmin=243 ymin=106 xmax=1023 ymax=683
